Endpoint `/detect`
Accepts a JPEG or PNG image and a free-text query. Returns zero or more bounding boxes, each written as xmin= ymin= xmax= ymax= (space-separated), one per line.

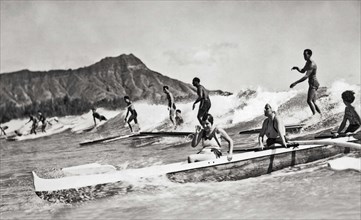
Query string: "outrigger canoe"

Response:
xmin=33 ymin=136 xmax=360 ymax=202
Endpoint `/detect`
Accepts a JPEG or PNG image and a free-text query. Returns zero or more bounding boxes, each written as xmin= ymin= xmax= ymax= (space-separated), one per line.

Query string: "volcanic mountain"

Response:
xmin=0 ymin=54 xmax=231 ymax=122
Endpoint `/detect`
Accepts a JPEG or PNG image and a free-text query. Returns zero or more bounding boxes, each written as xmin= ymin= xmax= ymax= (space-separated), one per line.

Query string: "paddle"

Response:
xmin=0 ymin=126 xmax=8 ymax=134
xmin=239 ymin=124 xmax=304 ymax=134
xmin=315 ymin=131 xmax=361 ymax=139
xmin=138 ymin=131 xmax=193 ymax=136
xmin=291 ymin=133 xmax=361 ymax=150
xmin=233 ymin=142 xmax=300 ymax=152
xmin=79 ymin=134 xmax=121 ymax=146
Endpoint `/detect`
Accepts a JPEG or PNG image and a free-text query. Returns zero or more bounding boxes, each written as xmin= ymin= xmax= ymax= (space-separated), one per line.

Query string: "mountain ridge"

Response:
xmin=0 ymin=54 xmax=231 ymax=123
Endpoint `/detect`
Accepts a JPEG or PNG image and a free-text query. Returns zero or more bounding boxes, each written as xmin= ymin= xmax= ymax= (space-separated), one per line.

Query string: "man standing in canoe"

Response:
xmin=163 ymin=86 xmax=176 ymax=126
xmin=290 ymin=49 xmax=321 ymax=115
xmin=258 ymin=104 xmax=288 ymax=149
xmin=192 ymin=77 xmax=211 ymax=126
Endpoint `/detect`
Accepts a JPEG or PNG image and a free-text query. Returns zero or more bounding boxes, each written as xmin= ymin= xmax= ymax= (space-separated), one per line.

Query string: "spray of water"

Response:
xmin=3 ymin=80 xmax=359 ymax=138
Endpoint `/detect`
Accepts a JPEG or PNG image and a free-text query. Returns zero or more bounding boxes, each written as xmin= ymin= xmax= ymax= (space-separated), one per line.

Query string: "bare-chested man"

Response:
xmin=192 ymin=77 xmax=211 ymax=126
xmin=258 ymin=104 xmax=288 ymax=150
xmin=163 ymin=86 xmax=176 ymax=125
xmin=290 ymin=49 xmax=321 ymax=115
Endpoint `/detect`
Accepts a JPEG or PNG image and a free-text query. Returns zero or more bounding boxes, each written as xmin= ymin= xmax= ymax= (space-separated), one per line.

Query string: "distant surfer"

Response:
xmin=124 ymin=96 xmax=140 ymax=133
xmin=92 ymin=108 xmax=107 ymax=126
xmin=192 ymin=77 xmax=211 ymax=126
xmin=334 ymin=90 xmax=361 ymax=136
xmin=26 ymin=115 xmax=38 ymax=135
xmin=163 ymin=86 xmax=176 ymax=126
xmin=258 ymin=104 xmax=288 ymax=149
xmin=188 ymin=113 xmax=233 ymax=163
xmin=0 ymin=124 xmax=7 ymax=136
xmin=175 ymin=109 xmax=184 ymax=130
xmin=37 ymin=111 xmax=47 ymax=132
xmin=290 ymin=49 xmax=321 ymax=115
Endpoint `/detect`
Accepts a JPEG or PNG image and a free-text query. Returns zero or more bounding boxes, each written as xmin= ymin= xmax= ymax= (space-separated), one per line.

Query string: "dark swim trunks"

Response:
xmin=198 ymin=99 xmax=211 ymax=119
xmin=308 ymin=74 xmax=320 ymax=90
xmin=93 ymin=112 xmax=101 ymax=119
xmin=266 ymin=136 xmax=288 ymax=147
xmin=345 ymin=124 xmax=360 ymax=133
xmin=127 ymin=111 xmax=138 ymax=124
xmin=94 ymin=112 xmax=107 ymax=121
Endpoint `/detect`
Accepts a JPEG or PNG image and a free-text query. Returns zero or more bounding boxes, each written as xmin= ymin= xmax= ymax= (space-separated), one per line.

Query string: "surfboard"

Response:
xmin=79 ymin=135 xmax=123 ymax=146
xmin=239 ymin=124 xmax=304 ymax=134
xmin=79 ymin=131 xmax=193 ymax=146
xmin=314 ymin=131 xmax=361 ymax=140
xmin=138 ymin=131 xmax=193 ymax=136
xmin=102 ymin=133 xmax=141 ymax=143
xmin=233 ymin=142 xmax=300 ymax=152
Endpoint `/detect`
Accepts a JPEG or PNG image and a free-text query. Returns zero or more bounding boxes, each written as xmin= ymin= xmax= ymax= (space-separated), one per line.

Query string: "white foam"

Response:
xmin=328 ymin=157 xmax=361 ymax=171
xmin=2 ymin=80 xmax=359 ymax=136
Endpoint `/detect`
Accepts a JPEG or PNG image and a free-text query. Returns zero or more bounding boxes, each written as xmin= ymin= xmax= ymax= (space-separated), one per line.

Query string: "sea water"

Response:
xmin=1 ymin=82 xmax=360 ymax=219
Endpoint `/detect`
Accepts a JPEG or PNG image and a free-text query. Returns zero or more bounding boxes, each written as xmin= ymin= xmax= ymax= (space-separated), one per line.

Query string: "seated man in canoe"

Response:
xmin=334 ymin=90 xmax=361 ymax=137
xmin=258 ymin=104 xmax=288 ymax=149
xmin=188 ymin=113 xmax=233 ymax=163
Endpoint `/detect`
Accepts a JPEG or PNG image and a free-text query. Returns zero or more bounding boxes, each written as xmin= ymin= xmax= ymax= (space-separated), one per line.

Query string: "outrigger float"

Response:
xmin=32 ymin=136 xmax=361 ymax=202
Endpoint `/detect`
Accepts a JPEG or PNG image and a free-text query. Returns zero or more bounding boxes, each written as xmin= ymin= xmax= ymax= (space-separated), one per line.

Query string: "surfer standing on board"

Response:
xmin=334 ymin=90 xmax=361 ymax=136
xmin=26 ymin=115 xmax=38 ymax=135
xmin=124 ymin=96 xmax=140 ymax=133
xmin=188 ymin=114 xmax=233 ymax=163
xmin=290 ymin=49 xmax=321 ymax=115
xmin=0 ymin=124 xmax=7 ymax=136
xmin=258 ymin=104 xmax=288 ymax=149
xmin=192 ymin=77 xmax=211 ymax=126
xmin=37 ymin=111 xmax=47 ymax=132
xmin=92 ymin=108 xmax=107 ymax=126
xmin=175 ymin=109 xmax=184 ymax=130
xmin=163 ymin=86 xmax=176 ymax=126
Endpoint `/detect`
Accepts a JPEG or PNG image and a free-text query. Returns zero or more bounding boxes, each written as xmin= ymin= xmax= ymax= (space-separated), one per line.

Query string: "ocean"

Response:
xmin=1 ymin=81 xmax=360 ymax=219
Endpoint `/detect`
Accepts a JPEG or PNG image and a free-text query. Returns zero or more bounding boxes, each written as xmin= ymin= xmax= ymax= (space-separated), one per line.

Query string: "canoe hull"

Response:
xmin=33 ymin=137 xmax=359 ymax=203
xmin=167 ymin=145 xmax=348 ymax=183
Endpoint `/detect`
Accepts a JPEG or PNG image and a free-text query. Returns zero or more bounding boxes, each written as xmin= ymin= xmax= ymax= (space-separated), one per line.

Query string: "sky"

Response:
xmin=1 ymin=1 xmax=360 ymax=93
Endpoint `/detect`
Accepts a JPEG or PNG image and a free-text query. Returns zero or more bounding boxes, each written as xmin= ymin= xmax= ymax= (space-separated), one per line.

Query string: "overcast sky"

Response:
xmin=1 ymin=1 xmax=360 ymax=92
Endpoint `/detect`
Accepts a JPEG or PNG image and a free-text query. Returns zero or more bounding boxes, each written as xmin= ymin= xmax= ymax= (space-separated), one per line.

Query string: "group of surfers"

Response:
xmin=3 ymin=49 xmax=359 ymax=164
xmin=20 ymin=111 xmax=48 ymax=135
xmin=1 ymin=110 xmax=61 ymax=137
xmin=114 ymin=49 xmax=361 ymax=163
xmin=119 ymin=77 xmax=210 ymax=134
